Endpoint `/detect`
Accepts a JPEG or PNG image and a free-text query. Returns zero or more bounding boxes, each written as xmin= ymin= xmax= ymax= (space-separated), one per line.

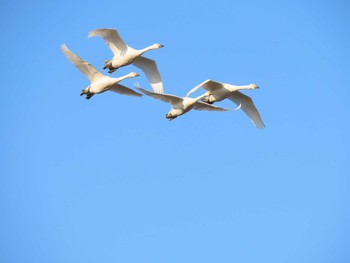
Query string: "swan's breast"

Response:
xmin=111 ymin=54 xmax=135 ymax=68
xmin=90 ymin=77 xmax=111 ymax=94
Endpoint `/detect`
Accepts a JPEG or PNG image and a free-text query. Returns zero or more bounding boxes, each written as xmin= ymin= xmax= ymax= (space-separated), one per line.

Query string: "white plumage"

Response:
xmin=186 ymin=79 xmax=265 ymax=128
xmin=60 ymin=44 xmax=142 ymax=99
xmin=61 ymin=28 xmax=266 ymax=127
xmin=136 ymin=84 xmax=237 ymax=120
xmin=88 ymin=28 xmax=164 ymax=94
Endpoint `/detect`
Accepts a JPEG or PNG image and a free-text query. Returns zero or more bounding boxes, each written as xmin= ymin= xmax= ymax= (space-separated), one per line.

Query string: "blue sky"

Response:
xmin=1 ymin=0 xmax=350 ymax=262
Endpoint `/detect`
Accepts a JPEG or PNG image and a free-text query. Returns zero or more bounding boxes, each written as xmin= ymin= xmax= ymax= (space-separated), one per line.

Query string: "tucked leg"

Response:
xmin=85 ymin=93 xmax=94 ymax=100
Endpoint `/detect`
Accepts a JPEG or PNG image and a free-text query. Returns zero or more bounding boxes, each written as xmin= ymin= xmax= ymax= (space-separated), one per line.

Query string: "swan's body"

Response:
xmin=186 ymin=80 xmax=265 ymax=128
xmin=136 ymin=85 xmax=233 ymax=120
xmin=88 ymin=28 xmax=164 ymax=93
xmin=60 ymin=44 xmax=142 ymax=99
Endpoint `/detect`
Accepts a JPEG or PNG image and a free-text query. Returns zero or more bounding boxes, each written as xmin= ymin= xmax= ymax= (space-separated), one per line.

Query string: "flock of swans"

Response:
xmin=61 ymin=28 xmax=265 ymax=128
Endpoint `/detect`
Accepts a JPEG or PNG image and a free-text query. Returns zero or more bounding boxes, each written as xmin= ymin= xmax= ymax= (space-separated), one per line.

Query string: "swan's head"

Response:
xmin=165 ymin=112 xmax=177 ymax=120
xmin=129 ymin=72 xmax=140 ymax=78
xmin=153 ymin=43 xmax=164 ymax=49
xmin=250 ymin=83 xmax=259 ymax=89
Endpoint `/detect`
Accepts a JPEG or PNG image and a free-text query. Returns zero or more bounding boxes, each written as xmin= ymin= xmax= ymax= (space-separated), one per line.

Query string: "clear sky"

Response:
xmin=1 ymin=0 xmax=350 ymax=262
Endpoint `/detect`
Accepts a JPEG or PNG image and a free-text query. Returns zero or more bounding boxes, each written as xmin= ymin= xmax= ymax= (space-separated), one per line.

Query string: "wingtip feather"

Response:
xmin=88 ymin=28 xmax=117 ymax=38
xmin=60 ymin=43 xmax=68 ymax=51
xmin=254 ymin=121 xmax=266 ymax=129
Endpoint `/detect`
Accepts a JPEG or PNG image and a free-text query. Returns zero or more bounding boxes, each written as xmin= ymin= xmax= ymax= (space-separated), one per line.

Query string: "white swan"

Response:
xmin=136 ymin=84 xmax=236 ymax=120
xmin=88 ymin=28 xmax=164 ymax=94
xmin=60 ymin=44 xmax=142 ymax=99
xmin=186 ymin=80 xmax=265 ymax=128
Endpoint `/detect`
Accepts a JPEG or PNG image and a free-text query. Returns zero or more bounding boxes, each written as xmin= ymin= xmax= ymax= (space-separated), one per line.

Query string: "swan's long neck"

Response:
xmin=115 ymin=73 xmax=133 ymax=82
xmin=236 ymin=84 xmax=254 ymax=91
xmin=224 ymin=83 xmax=253 ymax=92
xmin=139 ymin=44 xmax=159 ymax=55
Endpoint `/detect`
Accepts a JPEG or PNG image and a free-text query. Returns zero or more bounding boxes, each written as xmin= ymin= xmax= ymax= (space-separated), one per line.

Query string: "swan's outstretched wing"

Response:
xmin=186 ymin=79 xmax=225 ymax=97
xmin=88 ymin=28 xmax=128 ymax=57
xmin=229 ymin=91 xmax=265 ymax=128
xmin=133 ymin=56 xmax=164 ymax=94
xmin=109 ymin=83 xmax=143 ymax=97
xmin=60 ymin=44 xmax=104 ymax=83
xmin=136 ymin=87 xmax=183 ymax=105
xmin=193 ymin=101 xmax=231 ymax=112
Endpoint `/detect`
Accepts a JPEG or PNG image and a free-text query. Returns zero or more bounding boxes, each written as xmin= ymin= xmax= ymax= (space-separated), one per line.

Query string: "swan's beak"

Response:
xmin=160 ymin=44 xmax=164 ymax=48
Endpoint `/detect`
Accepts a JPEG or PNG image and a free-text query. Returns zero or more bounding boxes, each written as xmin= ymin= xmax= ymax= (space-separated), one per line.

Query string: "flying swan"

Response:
xmin=186 ymin=80 xmax=265 ymax=128
xmin=88 ymin=28 xmax=164 ymax=94
xmin=60 ymin=44 xmax=142 ymax=99
xmin=136 ymin=84 xmax=239 ymax=120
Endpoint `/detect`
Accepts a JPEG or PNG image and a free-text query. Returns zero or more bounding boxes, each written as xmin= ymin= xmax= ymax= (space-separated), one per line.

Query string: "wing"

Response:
xmin=109 ymin=83 xmax=143 ymax=97
xmin=229 ymin=91 xmax=265 ymax=128
xmin=88 ymin=28 xmax=128 ymax=57
xmin=186 ymin=79 xmax=224 ymax=97
xmin=132 ymin=56 xmax=164 ymax=93
xmin=193 ymin=101 xmax=231 ymax=112
xmin=136 ymin=86 xmax=183 ymax=105
xmin=60 ymin=44 xmax=104 ymax=83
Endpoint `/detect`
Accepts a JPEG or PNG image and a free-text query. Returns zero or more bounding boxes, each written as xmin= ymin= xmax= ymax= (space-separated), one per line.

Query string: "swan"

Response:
xmin=136 ymin=84 xmax=238 ymax=120
xmin=88 ymin=28 xmax=164 ymax=94
xmin=60 ymin=44 xmax=142 ymax=99
xmin=186 ymin=80 xmax=265 ymax=128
